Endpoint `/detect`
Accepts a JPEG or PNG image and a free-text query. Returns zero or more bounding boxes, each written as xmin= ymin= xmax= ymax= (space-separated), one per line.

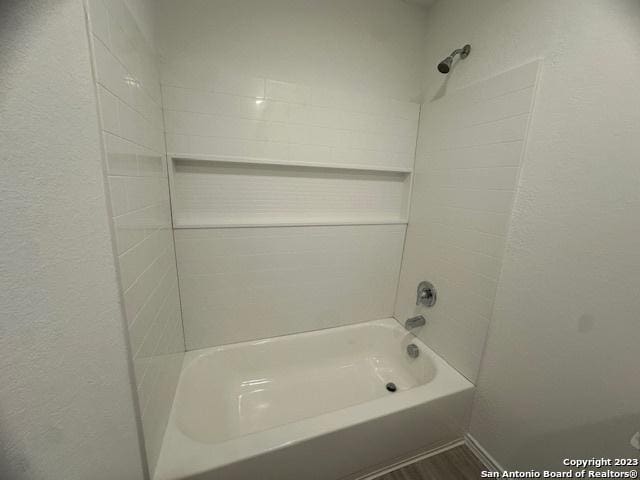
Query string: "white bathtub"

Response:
xmin=154 ymin=318 xmax=474 ymax=480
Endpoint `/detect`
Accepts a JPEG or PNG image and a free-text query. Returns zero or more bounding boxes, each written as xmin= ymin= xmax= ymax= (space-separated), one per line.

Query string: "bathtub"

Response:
xmin=154 ymin=318 xmax=474 ymax=480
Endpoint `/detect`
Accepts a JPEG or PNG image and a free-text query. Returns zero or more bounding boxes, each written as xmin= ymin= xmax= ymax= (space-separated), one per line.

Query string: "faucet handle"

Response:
xmin=416 ymin=281 xmax=437 ymax=307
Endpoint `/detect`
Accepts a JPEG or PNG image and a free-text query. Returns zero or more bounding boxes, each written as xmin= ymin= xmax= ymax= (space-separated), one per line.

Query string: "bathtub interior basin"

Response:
xmin=176 ymin=319 xmax=436 ymax=444
xmin=154 ymin=318 xmax=474 ymax=480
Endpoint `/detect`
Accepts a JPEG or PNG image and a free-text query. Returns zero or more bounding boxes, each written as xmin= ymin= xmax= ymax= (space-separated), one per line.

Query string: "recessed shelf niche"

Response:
xmin=168 ymin=154 xmax=412 ymax=229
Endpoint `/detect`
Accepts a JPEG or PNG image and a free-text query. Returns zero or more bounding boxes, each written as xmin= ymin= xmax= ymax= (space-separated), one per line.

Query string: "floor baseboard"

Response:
xmin=464 ymin=433 xmax=504 ymax=473
xmin=353 ymin=438 xmax=466 ymax=480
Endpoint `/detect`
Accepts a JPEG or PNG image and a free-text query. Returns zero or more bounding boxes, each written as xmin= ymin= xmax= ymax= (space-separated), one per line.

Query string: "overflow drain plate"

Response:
xmin=386 ymin=382 xmax=397 ymax=393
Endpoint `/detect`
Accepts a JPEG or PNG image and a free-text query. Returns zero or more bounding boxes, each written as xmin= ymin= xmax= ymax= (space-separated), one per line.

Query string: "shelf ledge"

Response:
xmin=169 ymin=153 xmax=413 ymax=174
xmin=173 ymin=219 xmax=409 ymax=229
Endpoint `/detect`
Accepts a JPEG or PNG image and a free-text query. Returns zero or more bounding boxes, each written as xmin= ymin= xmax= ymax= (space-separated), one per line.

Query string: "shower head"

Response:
xmin=437 ymin=44 xmax=471 ymax=74
xmin=437 ymin=57 xmax=453 ymax=74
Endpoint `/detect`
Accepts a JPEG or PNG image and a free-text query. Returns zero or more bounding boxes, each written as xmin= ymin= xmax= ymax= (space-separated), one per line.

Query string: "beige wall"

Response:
xmin=417 ymin=0 xmax=640 ymax=469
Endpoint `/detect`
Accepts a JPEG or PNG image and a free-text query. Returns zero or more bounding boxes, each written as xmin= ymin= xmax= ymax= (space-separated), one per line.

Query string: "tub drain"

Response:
xmin=386 ymin=382 xmax=397 ymax=392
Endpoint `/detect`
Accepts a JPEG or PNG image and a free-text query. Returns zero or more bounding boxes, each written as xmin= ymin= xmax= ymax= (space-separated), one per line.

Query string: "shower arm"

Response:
xmin=448 ymin=44 xmax=471 ymax=61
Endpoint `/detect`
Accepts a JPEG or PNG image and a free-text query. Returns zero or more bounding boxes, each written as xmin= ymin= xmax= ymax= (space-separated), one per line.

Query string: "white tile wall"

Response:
xmin=86 ymin=0 xmax=184 ymax=474
xmin=162 ymin=79 xmax=420 ymax=170
xmin=175 ymin=225 xmax=407 ymax=349
xmin=394 ymin=61 xmax=540 ymax=382
xmin=155 ymin=0 xmax=430 ymax=102
xmin=153 ymin=0 xmax=428 ymax=350
xmin=161 ymin=69 xmax=420 ymax=349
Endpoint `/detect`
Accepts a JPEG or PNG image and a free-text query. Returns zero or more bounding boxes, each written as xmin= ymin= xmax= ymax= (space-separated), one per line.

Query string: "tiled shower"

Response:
xmin=2 ymin=0 xmax=639 ymax=479
xmin=89 ymin=0 xmax=184 ymax=468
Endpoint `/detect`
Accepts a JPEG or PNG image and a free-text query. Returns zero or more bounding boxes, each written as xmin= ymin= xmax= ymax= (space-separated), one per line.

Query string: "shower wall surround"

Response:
xmin=395 ymin=61 xmax=540 ymax=382
xmin=156 ymin=0 xmax=429 ymax=348
xmin=164 ymin=73 xmax=417 ymax=349
xmin=85 ymin=0 xmax=184 ymax=473
xmin=175 ymin=225 xmax=407 ymax=349
xmin=162 ymin=80 xmax=418 ymax=170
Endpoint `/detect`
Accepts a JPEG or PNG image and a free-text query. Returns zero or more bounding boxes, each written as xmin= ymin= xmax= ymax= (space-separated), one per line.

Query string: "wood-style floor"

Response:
xmin=376 ymin=445 xmax=486 ymax=480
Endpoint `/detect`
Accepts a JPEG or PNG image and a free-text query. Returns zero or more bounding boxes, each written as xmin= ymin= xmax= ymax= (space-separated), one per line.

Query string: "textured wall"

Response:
xmin=395 ymin=61 xmax=539 ymax=382
xmin=0 ymin=0 xmax=145 ymax=478
xmin=418 ymin=0 xmax=640 ymax=469
xmin=85 ymin=0 xmax=185 ymax=473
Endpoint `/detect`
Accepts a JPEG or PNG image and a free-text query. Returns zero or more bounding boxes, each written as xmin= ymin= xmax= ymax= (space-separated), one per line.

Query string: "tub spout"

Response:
xmin=405 ymin=315 xmax=426 ymax=330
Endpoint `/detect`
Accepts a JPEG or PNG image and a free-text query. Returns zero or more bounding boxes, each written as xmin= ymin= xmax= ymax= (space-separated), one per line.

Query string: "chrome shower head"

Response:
xmin=437 ymin=57 xmax=453 ymax=74
xmin=437 ymin=44 xmax=471 ymax=74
